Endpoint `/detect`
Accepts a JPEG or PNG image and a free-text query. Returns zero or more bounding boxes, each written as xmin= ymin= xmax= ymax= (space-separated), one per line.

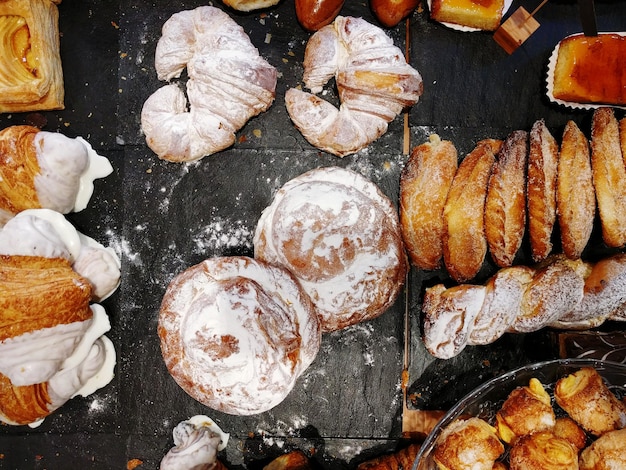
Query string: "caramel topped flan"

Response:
xmin=430 ymin=0 xmax=505 ymax=31
xmin=553 ymin=33 xmax=626 ymax=106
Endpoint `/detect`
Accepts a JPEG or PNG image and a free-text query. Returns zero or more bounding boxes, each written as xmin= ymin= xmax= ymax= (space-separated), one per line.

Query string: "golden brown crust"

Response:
xmin=527 ymin=119 xmax=559 ymax=262
xmin=443 ymin=139 xmax=500 ymax=282
xmin=591 ymin=107 xmax=626 ymax=248
xmin=557 ymin=120 xmax=595 ymax=259
xmin=579 ymin=428 xmax=626 ymax=470
xmin=0 ymin=125 xmax=42 ymax=215
xmin=509 ymin=430 xmax=578 ymax=470
xmin=264 ymin=450 xmax=313 ymax=470
xmin=295 ymin=0 xmax=345 ymax=31
xmin=430 ymin=0 xmax=504 ymax=31
xmin=553 ymin=417 xmax=587 ymax=451
xmin=0 ymin=0 xmax=64 ymax=112
xmin=0 ymin=373 xmax=51 ymax=425
xmin=356 ymin=443 xmax=421 ymax=470
xmin=0 ymin=255 xmax=93 ymax=342
xmin=555 ymin=366 xmax=626 ymax=436
xmin=485 ymin=130 xmax=528 ymax=268
xmin=400 ymin=134 xmax=458 ymax=270
xmin=371 ymin=0 xmax=420 ymax=27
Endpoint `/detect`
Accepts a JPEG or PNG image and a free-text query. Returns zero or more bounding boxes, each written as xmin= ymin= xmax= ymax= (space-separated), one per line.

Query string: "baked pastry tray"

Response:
xmin=0 ymin=0 xmax=624 ymax=469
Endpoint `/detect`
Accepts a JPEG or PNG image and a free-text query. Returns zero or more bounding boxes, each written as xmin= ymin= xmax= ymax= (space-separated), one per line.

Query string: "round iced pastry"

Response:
xmin=254 ymin=166 xmax=408 ymax=332
xmin=158 ymin=256 xmax=321 ymax=416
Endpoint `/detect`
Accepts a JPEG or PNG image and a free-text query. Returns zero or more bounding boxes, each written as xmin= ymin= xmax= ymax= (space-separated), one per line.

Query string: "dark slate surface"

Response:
xmin=0 ymin=0 xmax=624 ymax=468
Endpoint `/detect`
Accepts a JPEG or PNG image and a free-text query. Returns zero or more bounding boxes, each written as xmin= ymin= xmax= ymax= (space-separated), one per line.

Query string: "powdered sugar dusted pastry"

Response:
xmin=509 ymin=430 xmax=578 ymax=470
xmin=141 ymin=6 xmax=277 ymax=162
xmin=285 ymin=16 xmax=423 ymax=157
xmin=158 ymin=256 xmax=321 ymax=415
xmin=161 ymin=415 xmax=229 ymax=470
xmin=254 ymin=166 xmax=407 ymax=332
xmin=0 ymin=125 xmax=113 ymax=226
xmin=579 ymin=428 xmax=626 ymax=470
xmin=0 ymin=209 xmax=121 ymax=301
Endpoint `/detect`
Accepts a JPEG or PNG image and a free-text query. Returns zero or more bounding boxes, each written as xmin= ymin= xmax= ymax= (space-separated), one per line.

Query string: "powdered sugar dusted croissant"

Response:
xmin=161 ymin=415 xmax=229 ymax=470
xmin=141 ymin=6 xmax=277 ymax=162
xmin=0 ymin=208 xmax=121 ymax=301
xmin=0 ymin=255 xmax=115 ymax=426
xmin=285 ymin=16 xmax=423 ymax=157
xmin=0 ymin=125 xmax=113 ymax=226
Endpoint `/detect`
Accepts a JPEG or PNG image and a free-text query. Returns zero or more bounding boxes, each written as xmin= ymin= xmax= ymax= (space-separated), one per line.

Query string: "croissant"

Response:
xmin=141 ymin=6 xmax=277 ymax=162
xmin=285 ymin=16 xmax=423 ymax=157
xmin=0 ymin=125 xmax=113 ymax=226
xmin=0 ymin=255 xmax=115 ymax=425
xmin=0 ymin=0 xmax=64 ymax=112
xmin=355 ymin=443 xmax=421 ymax=470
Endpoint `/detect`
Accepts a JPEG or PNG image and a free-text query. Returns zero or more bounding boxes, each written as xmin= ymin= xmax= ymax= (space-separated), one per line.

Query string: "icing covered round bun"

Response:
xmin=254 ymin=166 xmax=408 ymax=332
xmin=158 ymin=256 xmax=321 ymax=416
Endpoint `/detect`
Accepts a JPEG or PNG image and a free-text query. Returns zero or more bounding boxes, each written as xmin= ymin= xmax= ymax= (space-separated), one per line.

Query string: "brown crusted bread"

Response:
xmin=552 ymin=33 xmax=626 ymax=106
xmin=264 ymin=450 xmax=313 ymax=470
xmin=527 ymin=119 xmax=559 ymax=262
xmin=0 ymin=255 xmax=93 ymax=342
xmin=485 ymin=130 xmax=528 ymax=268
xmin=400 ymin=134 xmax=458 ymax=270
xmin=430 ymin=0 xmax=505 ymax=31
xmin=356 ymin=443 xmax=421 ymax=470
xmin=591 ymin=107 xmax=626 ymax=248
xmin=557 ymin=120 xmax=596 ymax=259
xmin=0 ymin=374 xmax=52 ymax=425
xmin=443 ymin=139 xmax=500 ymax=282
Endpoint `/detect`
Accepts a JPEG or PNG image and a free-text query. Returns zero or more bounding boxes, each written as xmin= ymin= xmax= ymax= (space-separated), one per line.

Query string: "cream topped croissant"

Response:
xmin=0 ymin=125 xmax=113 ymax=226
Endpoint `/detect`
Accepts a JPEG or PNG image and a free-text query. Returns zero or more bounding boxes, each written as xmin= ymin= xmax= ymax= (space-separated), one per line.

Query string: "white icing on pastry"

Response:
xmin=141 ymin=6 xmax=277 ymax=162
xmin=254 ymin=166 xmax=407 ymax=332
xmin=158 ymin=256 xmax=321 ymax=416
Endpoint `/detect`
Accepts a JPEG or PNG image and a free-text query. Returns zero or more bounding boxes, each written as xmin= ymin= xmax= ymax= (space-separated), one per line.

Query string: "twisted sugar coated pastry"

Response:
xmin=141 ymin=6 xmax=277 ymax=162
xmin=285 ymin=16 xmax=423 ymax=157
xmin=422 ymin=253 xmax=626 ymax=359
xmin=254 ymin=166 xmax=407 ymax=332
xmin=158 ymin=256 xmax=321 ymax=415
xmin=0 ymin=125 xmax=113 ymax=226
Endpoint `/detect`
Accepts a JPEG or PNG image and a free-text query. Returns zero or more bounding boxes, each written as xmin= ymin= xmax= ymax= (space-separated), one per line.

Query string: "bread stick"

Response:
xmin=400 ymin=134 xmax=458 ymax=270
xmin=485 ymin=130 xmax=528 ymax=268
xmin=443 ymin=139 xmax=500 ymax=282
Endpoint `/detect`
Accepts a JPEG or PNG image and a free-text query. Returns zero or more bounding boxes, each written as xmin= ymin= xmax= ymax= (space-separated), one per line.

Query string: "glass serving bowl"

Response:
xmin=412 ymin=358 xmax=626 ymax=470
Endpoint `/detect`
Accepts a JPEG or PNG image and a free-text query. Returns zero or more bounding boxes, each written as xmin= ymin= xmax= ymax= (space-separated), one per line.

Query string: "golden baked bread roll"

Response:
xmin=443 ymin=139 xmax=500 ymax=282
xmin=495 ymin=377 xmax=554 ymax=444
xmin=555 ymin=366 xmax=626 ymax=436
xmin=141 ymin=6 xmax=277 ymax=162
xmin=553 ymin=417 xmax=587 ymax=452
xmin=591 ymin=107 xmax=626 ymax=248
xmin=527 ymin=119 xmax=559 ymax=262
xmin=579 ymin=428 xmax=626 ymax=470
xmin=371 ymin=0 xmax=420 ymax=27
xmin=158 ymin=256 xmax=321 ymax=416
xmin=355 ymin=443 xmax=421 ymax=470
xmin=0 ymin=0 xmax=64 ymax=112
xmin=556 ymin=120 xmax=595 ymax=259
xmin=285 ymin=16 xmax=423 ymax=157
xmin=264 ymin=450 xmax=312 ymax=470
xmin=430 ymin=0 xmax=505 ymax=31
xmin=485 ymin=130 xmax=528 ymax=268
xmin=433 ymin=417 xmax=504 ymax=470
xmin=400 ymin=134 xmax=458 ymax=270
xmin=295 ymin=0 xmax=345 ymax=31
xmin=422 ymin=283 xmax=486 ymax=359
xmin=509 ymin=430 xmax=578 ymax=470
xmin=254 ymin=167 xmax=407 ymax=332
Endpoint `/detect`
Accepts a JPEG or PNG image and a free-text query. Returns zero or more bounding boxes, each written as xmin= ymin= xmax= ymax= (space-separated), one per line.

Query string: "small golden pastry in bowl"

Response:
xmin=0 ymin=0 xmax=64 ymax=112
xmin=555 ymin=366 xmax=626 ymax=436
xmin=158 ymin=256 xmax=321 ymax=415
xmin=495 ymin=377 xmax=555 ymax=444
xmin=400 ymin=134 xmax=458 ymax=271
xmin=579 ymin=428 xmax=626 ymax=470
xmin=509 ymin=430 xmax=578 ymax=470
xmin=430 ymin=0 xmax=505 ymax=31
xmin=254 ymin=166 xmax=407 ymax=332
xmin=433 ymin=417 xmax=504 ymax=470
xmin=553 ymin=417 xmax=587 ymax=451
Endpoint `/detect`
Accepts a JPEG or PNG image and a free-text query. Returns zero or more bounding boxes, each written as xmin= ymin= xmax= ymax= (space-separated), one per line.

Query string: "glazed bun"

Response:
xmin=158 ymin=256 xmax=321 ymax=416
xmin=254 ymin=166 xmax=407 ymax=332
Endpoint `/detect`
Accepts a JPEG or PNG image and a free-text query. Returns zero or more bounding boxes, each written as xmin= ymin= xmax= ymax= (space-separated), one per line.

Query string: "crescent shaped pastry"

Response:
xmin=0 ymin=0 xmax=64 ymax=112
xmin=253 ymin=166 xmax=407 ymax=332
xmin=0 ymin=125 xmax=113 ymax=226
xmin=158 ymin=256 xmax=321 ymax=416
xmin=141 ymin=6 xmax=277 ymax=162
xmin=285 ymin=16 xmax=423 ymax=157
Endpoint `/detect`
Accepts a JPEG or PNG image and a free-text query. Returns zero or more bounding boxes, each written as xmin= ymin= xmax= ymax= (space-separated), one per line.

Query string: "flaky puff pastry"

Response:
xmin=555 ymin=366 xmax=626 ymax=436
xmin=433 ymin=417 xmax=504 ymax=470
xmin=400 ymin=134 xmax=458 ymax=270
xmin=495 ymin=377 xmax=555 ymax=444
xmin=0 ymin=0 xmax=63 ymax=112
xmin=356 ymin=444 xmax=421 ymax=470
xmin=579 ymin=428 xmax=626 ymax=470
xmin=553 ymin=417 xmax=587 ymax=452
xmin=264 ymin=451 xmax=313 ymax=470
xmin=509 ymin=430 xmax=578 ymax=470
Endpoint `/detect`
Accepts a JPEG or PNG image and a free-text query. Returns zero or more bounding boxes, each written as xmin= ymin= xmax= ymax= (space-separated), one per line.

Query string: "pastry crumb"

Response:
xmin=127 ymin=458 xmax=143 ymax=469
